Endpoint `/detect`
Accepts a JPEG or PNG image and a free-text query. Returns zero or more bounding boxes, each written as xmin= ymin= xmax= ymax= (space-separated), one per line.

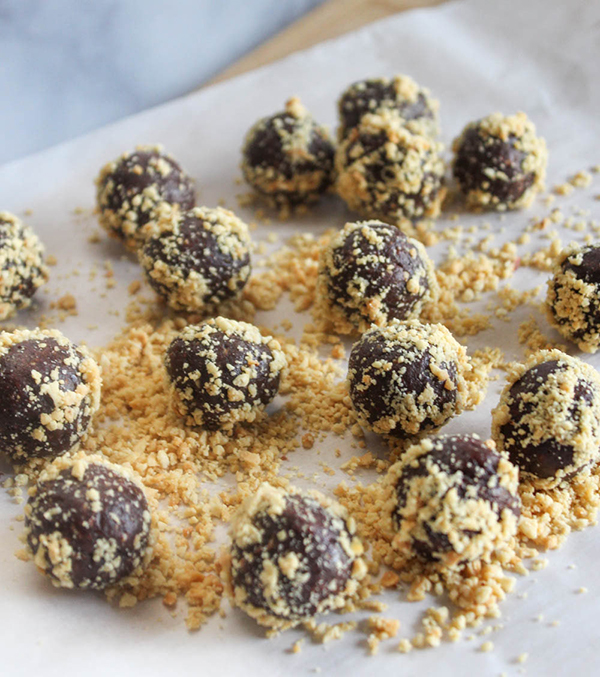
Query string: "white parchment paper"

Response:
xmin=2 ymin=0 xmax=600 ymax=675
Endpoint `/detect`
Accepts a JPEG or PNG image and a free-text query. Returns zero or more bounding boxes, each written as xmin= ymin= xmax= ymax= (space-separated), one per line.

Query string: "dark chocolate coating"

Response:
xmin=500 ymin=360 xmax=595 ymax=478
xmin=342 ymin=129 xmax=443 ymax=221
xmin=98 ymin=148 xmax=195 ymax=237
xmin=243 ymin=111 xmax=335 ymax=205
xmin=26 ymin=463 xmax=150 ymax=589
xmin=453 ymin=126 xmax=534 ymax=205
xmin=141 ymin=211 xmax=250 ymax=308
xmin=165 ymin=326 xmax=281 ymax=430
xmin=348 ymin=329 xmax=459 ymax=438
xmin=0 ymin=338 xmax=92 ymax=461
xmin=338 ymin=79 xmax=434 ymax=140
xmin=231 ymin=493 xmax=355 ymax=620
xmin=393 ymin=434 xmax=521 ymax=561
xmin=0 ymin=217 xmax=45 ymax=306
xmin=550 ymin=245 xmax=600 ymax=342
xmin=324 ymin=221 xmax=431 ymax=325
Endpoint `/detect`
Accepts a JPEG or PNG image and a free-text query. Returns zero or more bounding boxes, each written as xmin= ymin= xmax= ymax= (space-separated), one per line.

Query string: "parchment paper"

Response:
xmin=2 ymin=0 xmax=600 ymax=675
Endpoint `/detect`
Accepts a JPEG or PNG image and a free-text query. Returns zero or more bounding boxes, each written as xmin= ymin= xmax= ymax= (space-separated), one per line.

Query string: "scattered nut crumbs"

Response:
xmin=52 ymin=293 xmax=77 ymax=314
xmin=303 ymin=619 xmax=358 ymax=643
xmin=6 ymin=161 xmax=600 ymax=666
xmin=128 ymin=280 xmax=142 ymax=295
xmin=397 ymin=638 xmax=413 ymax=653
xmin=367 ymin=616 xmax=400 ymax=655
xmin=517 ymin=317 xmax=566 ymax=355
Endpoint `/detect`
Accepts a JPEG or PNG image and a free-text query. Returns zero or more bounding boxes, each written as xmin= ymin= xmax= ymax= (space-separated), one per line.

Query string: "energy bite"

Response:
xmin=336 ymin=111 xmax=446 ymax=233
xmin=388 ymin=434 xmax=520 ymax=567
xmin=226 ymin=483 xmax=366 ymax=630
xmin=316 ymin=219 xmax=438 ymax=334
xmin=0 ymin=212 xmax=48 ymax=320
xmin=347 ymin=320 xmax=470 ymax=439
xmin=492 ymin=349 xmax=600 ymax=488
xmin=241 ymin=97 xmax=335 ymax=209
xmin=96 ymin=145 xmax=195 ymax=250
xmin=337 ymin=74 xmax=440 ymax=141
xmin=0 ymin=328 xmax=101 ymax=464
xmin=452 ymin=112 xmax=547 ymax=211
xmin=546 ymin=243 xmax=600 ymax=353
xmin=24 ymin=453 xmax=152 ymax=590
xmin=139 ymin=206 xmax=251 ymax=313
xmin=165 ymin=317 xmax=286 ymax=431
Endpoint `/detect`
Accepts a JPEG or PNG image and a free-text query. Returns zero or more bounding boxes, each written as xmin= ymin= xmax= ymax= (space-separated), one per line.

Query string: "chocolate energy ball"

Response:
xmin=388 ymin=434 xmax=520 ymax=566
xmin=546 ymin=244 xmax=600 ymax=353
xmin=241 ymin=97 xmax=335 ymax=209
xmin=452 ymin=112 xmax=547 ymax=211
xmin=492 ymin=349 xmax=600 ymax=488
xmin=335 ymin=111 xmax=446 ymax=233
xmin=96 ymin=144 xmax=195 ymax=250
xmin=227 ymin=483 xmax=366 ymax=630
xmin=0 ymin=328 xmax=101 ymax=464
xmin=348 ymin=320 xmax=470 ymax=438
xmin=165 ymin=317 xmax=286 ymax=431
xmin=316 ymin=219 xmax=439 ymax=334
xmin=337 ymin=74 xmax=440 ymax=141
xmin=0 ymin=212 xmax=48 ymax=320
xmin=25 ymin=453 xmax=152 ymax=590
xmin=139 ymin=206 xmax=251 ymax=313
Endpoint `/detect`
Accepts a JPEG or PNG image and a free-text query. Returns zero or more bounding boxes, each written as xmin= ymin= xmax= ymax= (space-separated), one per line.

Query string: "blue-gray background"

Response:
xmin=0 ymin=0 xmax=325 ymax=164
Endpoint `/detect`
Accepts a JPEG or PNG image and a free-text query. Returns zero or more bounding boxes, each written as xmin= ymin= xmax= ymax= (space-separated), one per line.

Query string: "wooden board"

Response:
xmin=208 ymin=0 xmax=446 ymax=86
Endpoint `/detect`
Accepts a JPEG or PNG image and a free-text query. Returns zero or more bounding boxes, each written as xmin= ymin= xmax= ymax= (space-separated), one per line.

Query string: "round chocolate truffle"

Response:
xmin=316 ymin=219 xmax=439 ymax=333
xmin=337 ymin=74 xmax=439 ymax=141
xmin=546 ymin=244 xmax=600 ymax=353
xmin=0 ymin=328 xmax=101 ymax=464
xmin=491 ymin=349 xmax=600 ymax=487
xmin=228 ymin=483 xmax=366 ymax=630
xmin=335 ymin=111 xmax=446 ymax=233
xmin=0 ymin=212 xmax=48 ymax=320
xmin=139 ymin=206 xmax=251 ymax=313
xmin=388 ymin=434 xmax=520 ymax=567
xmin=452 ymin=112 xmax=547 ymax=211
xmin=165 ymin=317 xmax=286 ymax=431
xmin=96 ymin=145 xmax=195 ymax=250
xmin=25 ymin=453 xmax=152 ymax=590
xmin=348 ymin=320 xmax=470 ymax=438
xmin=241 ymin=97 xmax=335 ymax=209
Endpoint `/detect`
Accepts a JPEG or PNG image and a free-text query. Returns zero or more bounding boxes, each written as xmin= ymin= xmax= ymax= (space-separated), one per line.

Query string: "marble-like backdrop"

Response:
xmin=0 ymin=0 xmax=324 ymax=165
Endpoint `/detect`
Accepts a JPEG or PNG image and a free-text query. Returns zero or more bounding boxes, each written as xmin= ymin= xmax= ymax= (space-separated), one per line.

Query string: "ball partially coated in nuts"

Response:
xmin=228 ymin=483 xmax=365 ymax=629
xmin=347 ymin=320 xmax=470 ymax=438
xmin=546 ymin=243 xmax=600 ymax=353
xmin=389 ymin=434 xmax=520 ymax=566
xmin=317 ymin=219 xmax=438 ymax=333
xmin=139 ymin=206 xmax=251 ymax=313
xmin=25 ymin=454 xmax=152 ymax=590
xmin=0 ymin=328 xmax=102 ymax=464
xmin=452 ymin=112 xmax=547 ymax=211
xmin=165 ymin=317 xmax=286 ymax=431
xmin=241 ymin=97 xmax=335 ymax=208
xmin=96 ymin=145 xmax=195 ymax=250
xmin=0 ymin=212 xmax=48 ymax=321
xmin=337 ymin=74 xmax=439 ymax=141
xmin=335 ymin=111 xmax=445 ymax=233
xmin=491 ymin=349 xmax=600 ymax=487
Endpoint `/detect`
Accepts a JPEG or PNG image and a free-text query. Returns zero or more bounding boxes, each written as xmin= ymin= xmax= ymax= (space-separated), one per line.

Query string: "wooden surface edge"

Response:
xmin=206 ymin=0 xmax=446 ymax=87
